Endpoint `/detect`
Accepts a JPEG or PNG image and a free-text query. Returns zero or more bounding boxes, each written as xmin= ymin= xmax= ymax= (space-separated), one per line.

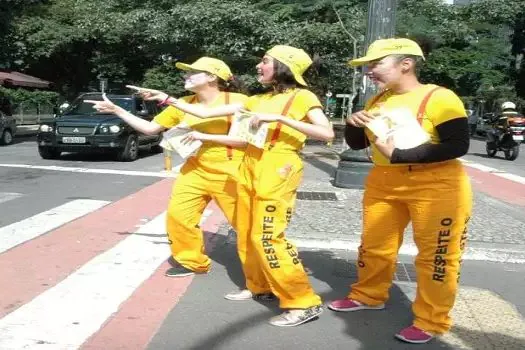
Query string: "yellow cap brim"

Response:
xmin=348 ymin=53 xmax=388 ymax=67
xmin=294 ymin=72 xmax=307 ymax=86
xmin=175 ymin=62 xmax=195 ymax=71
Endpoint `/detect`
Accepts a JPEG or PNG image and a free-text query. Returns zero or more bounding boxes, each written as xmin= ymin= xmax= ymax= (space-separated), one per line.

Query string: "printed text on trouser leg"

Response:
xmin=262 ymin=204 xmax=280 ymax=269
xmin=457 ymin=216 xmax=470 ymax=282
xmin=433 ymin=218 xmax=453 ymax=282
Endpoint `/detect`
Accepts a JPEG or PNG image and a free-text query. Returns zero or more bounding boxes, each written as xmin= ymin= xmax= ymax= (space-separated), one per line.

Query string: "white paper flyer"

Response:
xmin=366 ymin=108 xmax=431 ymax=149
xmin=228 ymin=111 xmax=269 ymax=149
xmin=160 ymin=123 xmax=202 ymax=159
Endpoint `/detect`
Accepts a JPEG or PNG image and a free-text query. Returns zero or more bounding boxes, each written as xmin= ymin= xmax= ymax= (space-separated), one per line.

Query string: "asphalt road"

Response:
xmin=0 ymin=135 xmax=176 ymax=227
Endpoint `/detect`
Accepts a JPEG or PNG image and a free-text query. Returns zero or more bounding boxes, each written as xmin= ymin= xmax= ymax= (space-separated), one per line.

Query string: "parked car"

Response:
xmin=37 ymin=92 xmax=163 ymax=161
xmin=0 ymin=110 xmax=17 ymax=145
xmin=475 ymin=113 xmax=495 ymax=136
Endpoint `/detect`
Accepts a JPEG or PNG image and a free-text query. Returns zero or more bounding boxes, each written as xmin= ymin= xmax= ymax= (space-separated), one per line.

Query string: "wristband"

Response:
xmin=158 ymin=95 xmax=172 ymax=106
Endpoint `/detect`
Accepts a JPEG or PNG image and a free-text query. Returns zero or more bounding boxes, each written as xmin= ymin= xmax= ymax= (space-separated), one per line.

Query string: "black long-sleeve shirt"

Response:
xmin=344 ymin=117 xmax=469 ymax=163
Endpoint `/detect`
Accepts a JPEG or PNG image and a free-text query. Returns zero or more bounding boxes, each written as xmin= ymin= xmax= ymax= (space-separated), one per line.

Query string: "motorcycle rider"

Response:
xmin=490 ymin=101 xmax=518 ymax=141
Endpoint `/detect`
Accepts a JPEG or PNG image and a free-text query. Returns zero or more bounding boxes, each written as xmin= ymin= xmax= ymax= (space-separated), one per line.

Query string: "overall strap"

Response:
xmin=417 ymin=86 xmax=443 ymax=125
xmin=269 ymin=89 xmax=301 ymax=150
xmin=224 ymin=92 xmax=233 ymax=160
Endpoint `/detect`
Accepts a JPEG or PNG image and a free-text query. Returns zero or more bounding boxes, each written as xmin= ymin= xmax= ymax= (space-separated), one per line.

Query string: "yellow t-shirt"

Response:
xmin=153 ymin=92 xmax=248 ymax=161
xmin=244 ymin=88 xmax=322 ymax=151
xmin=365 ymin=84 xmax=467 ymax=166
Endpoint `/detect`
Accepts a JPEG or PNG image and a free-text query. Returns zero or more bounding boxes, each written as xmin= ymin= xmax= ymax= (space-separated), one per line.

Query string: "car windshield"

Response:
xmin=63 ymin=96 xmax=133 ymax=115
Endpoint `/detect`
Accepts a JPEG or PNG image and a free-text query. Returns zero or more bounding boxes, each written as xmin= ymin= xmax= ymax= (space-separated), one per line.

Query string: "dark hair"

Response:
xmin=392 ymin=54 xmax=423 ymax=75
xmin=267 ymin=53 xmax=321 ymax=94
xmin=216 ymin=75 xmax=245 ymax=94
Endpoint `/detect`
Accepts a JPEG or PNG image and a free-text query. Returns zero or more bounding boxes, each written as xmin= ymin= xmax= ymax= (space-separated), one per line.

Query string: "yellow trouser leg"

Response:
xmin=409 ymin=169 xmax=472 ymax=334
xmin=236 ymin=163 xmax=272 ymax=293
xmin=166 ymin=166 xmax=212 ymax=273
xmin=212 ymin=175 xmax=240 ymax=234
xmin=349 ymin=175 xmax=410 ymax=305
xmin=248 ymin=154 xmax=321 ymax=309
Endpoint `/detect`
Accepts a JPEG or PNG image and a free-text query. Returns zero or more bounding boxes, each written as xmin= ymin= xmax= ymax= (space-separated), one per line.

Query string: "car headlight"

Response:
xmin=100 ymin=126 xmax=109 ymax=133
xmin=109 ymin=125 xmax=121 ymax=133
xmin=39 ymin=124 xmax=54 ymax=132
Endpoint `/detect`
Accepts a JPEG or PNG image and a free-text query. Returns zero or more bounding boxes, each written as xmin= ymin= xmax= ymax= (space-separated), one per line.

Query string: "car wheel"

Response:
xmin=0 ymin=129 xmax=13 ymax=145
xmin=117 ymin=134 xmax=139 ymax=162
xmin=151 ymin=144 xmax=163 ymax=154
xmin=38 ymin=146 xmax=61 ymax=159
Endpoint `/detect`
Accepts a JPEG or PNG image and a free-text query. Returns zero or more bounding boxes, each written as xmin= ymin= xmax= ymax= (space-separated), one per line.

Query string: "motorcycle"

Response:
xmin=486 ymin=114 xmax=524 ymax=160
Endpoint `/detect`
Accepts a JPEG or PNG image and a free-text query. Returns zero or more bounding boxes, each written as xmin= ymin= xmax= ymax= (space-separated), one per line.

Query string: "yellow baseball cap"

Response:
xmin=266 ymin=45 xmax=312 ymax=86
xmin=176 ymin=57 xmax=233 ymax=81
xmin=349 ymin=38 xmax=425 ymax=67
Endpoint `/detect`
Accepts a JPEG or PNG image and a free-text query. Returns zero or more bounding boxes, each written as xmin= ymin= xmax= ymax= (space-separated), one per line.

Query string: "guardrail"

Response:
xmin=12 ymin=102 xmax=55 ymax=125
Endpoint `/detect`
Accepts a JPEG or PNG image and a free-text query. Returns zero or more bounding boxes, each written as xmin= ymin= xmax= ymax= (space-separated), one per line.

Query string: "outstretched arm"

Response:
xmin=249 ymin=107 xmax=334 ymax=142
xmin=126 ymin=85 xmax=243 ymax=119
xmin=180 ymin=131 xmax=247 ymax=148
xmin=85 ymin=94 xmax=164 ymax=135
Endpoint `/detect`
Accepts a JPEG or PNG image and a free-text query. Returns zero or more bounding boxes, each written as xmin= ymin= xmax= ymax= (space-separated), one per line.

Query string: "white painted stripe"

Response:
xmin=0 ymin=192 xmax=23 ymax=204
xmin=0 ymin=212 xmax=169 ymax=350
xmin=0 ymin=199 xmax=110 ymax=254
xmin=0 ymin=163 xmax=182 ymax=178
xmin=459 ymin=158 xmax=525 ymax=185
xmin=292 ymin=238 xmax=525 ymax=264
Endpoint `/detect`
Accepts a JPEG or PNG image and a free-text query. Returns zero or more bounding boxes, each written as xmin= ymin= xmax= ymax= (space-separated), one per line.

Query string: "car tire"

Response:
xmin=38 ymin=146 xmax=61 ymax=159
xmin=150 ymin=144 xmax=163 ymax=154
xmin=117 ymin=134 xmax=139 ymax=162
xmin=0 ymin=129 xmax=13 ymax=145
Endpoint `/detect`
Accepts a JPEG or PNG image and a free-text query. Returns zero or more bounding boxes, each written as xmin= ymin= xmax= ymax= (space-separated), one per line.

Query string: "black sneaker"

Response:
xmin=165 ymin=265 xmax=195 ymax=277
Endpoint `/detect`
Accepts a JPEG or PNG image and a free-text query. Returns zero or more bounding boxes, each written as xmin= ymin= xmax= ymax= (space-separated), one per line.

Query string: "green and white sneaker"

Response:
xmin=269 ymin=305 xmax=324 ymax=327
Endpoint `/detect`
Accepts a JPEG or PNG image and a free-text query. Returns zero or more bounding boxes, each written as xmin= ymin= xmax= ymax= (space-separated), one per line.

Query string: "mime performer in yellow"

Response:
xmin=87 ymin=57 xmax=248 ymax=277
xmin=142 ymin=45 xmax=335 ymax=327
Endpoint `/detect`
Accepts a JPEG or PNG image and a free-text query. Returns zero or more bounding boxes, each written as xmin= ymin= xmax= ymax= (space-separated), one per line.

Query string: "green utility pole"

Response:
xmin=334 ymin=0 xmax=397 ymax=188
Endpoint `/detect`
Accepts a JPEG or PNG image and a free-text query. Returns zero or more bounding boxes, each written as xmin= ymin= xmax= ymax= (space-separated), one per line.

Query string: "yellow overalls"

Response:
xmin=154 ymin=92 xmax=248 ymax=273
xmin=348 ymin=85 xmax=473 ymax=333
xmin=235 ymin=88 xmax=322 ymax=309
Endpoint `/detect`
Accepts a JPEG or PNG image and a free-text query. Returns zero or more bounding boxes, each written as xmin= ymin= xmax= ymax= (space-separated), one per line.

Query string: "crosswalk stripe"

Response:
xmin=0 ymin=199 xmax=110 ymax=254
xmin=0 ymin=163 xmax=182 ymax=178
xmin=0 ymin=212 xmax=168 ymax=349
xmin=0 ymin=192 xmax=22 ymax=204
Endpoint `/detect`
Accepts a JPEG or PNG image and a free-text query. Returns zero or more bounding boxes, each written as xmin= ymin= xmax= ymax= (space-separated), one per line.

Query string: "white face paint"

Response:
xmin=183 ymin=71 xmax=210 ymax=91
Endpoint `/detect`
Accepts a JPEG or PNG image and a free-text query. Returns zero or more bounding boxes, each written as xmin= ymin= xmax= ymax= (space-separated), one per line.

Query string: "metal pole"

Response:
xmin=333 ymin=0 xmax=397 ymax=189
xmin=362 ymin=0 xmax=397 ymax=105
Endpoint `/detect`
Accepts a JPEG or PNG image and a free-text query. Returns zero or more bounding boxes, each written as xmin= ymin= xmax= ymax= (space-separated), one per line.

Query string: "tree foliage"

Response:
xmin=1 ymin=0 xmax=524 ymax=111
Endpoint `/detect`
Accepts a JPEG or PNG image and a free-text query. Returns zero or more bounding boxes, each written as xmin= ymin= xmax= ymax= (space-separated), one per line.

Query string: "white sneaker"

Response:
xmin=224 ymin=289 xmax=276 ymax=301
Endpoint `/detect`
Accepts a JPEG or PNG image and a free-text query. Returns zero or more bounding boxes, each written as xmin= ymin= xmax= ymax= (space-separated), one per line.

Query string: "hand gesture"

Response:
xmin=126 ymin=85 xmax=168 ymax=102
xmin=248 ymin=113 xmax=280 ymax=129
xmin=346 ymin=110 xmax=376 ymax=128
xmin=181 ymin=131 xmax=206 ymax=144
xmin=85 ymin=94 xmax=120 ymax=114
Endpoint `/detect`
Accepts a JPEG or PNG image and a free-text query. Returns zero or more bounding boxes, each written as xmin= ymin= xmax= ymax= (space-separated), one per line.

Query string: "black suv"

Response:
xmin=37 ymin=92 xmax=162 ymax=161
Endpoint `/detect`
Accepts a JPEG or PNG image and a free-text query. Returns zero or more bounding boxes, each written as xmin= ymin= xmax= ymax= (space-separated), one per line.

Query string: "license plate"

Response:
xmin=513 ymin=135 xmax=524 ymax=141
xmin=62 ymin=136 xmax=86 ymax=144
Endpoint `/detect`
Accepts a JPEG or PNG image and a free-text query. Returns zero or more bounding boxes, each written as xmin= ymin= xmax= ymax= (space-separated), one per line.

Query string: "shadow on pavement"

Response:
xmin=192 ymin=233 xmax=458 ymax=350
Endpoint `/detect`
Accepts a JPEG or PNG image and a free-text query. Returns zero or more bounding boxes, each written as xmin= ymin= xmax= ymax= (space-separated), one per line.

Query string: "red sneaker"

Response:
xmin=327 ymin=298 xmax=385 ymax=312
xmin=395 ymin=325 xmax=434 ymax=344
